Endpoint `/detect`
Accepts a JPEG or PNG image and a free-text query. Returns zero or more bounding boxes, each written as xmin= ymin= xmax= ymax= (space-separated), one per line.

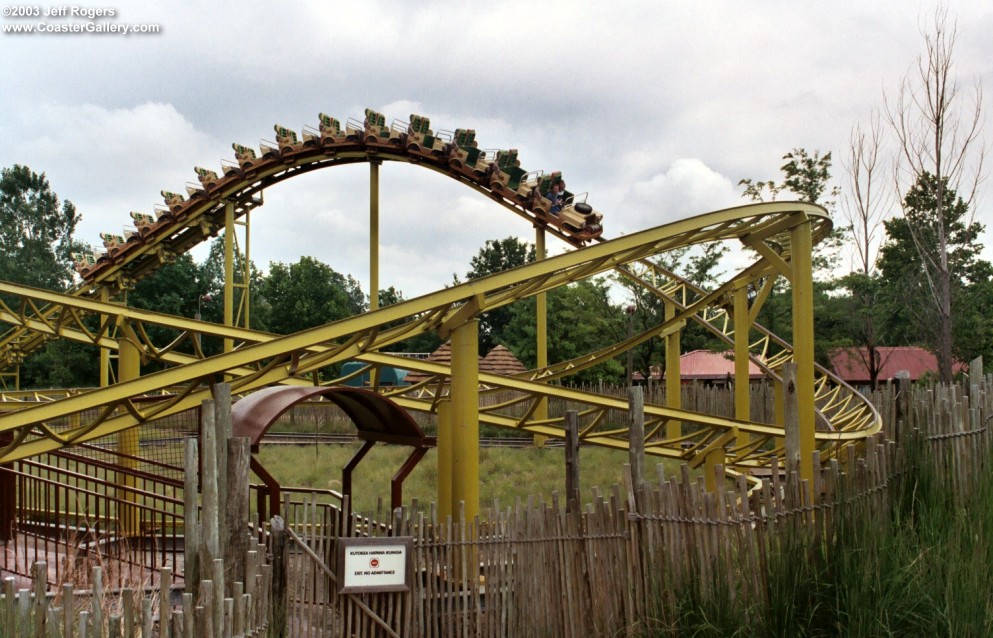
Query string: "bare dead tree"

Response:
xmin=884 ymin=6 xmax=987 ymax=383
xmin=843 ymin=112 xmax=892 ymax=277
xmin=841 ymin=112 xmax=894 ymax=389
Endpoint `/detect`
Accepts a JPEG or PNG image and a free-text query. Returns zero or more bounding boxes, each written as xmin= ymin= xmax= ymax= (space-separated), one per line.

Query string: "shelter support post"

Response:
xmin=342 ymin=440 xmax=376 ymax=516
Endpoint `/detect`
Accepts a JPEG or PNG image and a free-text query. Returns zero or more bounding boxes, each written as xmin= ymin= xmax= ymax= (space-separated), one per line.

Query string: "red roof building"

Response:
xmin=671 ymin=349 xmax=763 ymax=383
xmin=829 ymin=346 xmax=965 ymax=385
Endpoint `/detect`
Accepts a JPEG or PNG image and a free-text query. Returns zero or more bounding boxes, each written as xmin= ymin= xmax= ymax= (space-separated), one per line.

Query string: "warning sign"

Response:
xmin=338 ymin=537 xmax=412 ymax=593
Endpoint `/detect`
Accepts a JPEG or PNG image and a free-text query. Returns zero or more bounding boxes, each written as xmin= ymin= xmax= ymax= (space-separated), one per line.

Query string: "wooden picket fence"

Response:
xmin=275 ymin=439 xmax=895 ymax=637
xmin=2 ymin=378 xmax=990 ymax=637
xmin=0 ymin=549 xmax=272 ymax=638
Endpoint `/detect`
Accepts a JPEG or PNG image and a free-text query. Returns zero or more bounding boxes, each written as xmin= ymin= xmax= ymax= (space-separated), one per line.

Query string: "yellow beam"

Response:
xmin=790 ymin=220 xmax=816 ymax=485
xmin=370 ymin=161 xmax=380 ymax=311
xmin=450 ymin=319 xmax=479 ymax=522
xmin=664 ymin=300 xmax=681 ymax=439
xmin=117 ymin=334 xmax=141 ymax=536
xmin=733 ymin=286 xmax=750 ymax=448
xmin=100 ymin=287 xmax=111 ymax=388
xmin=436 ymin=399 xmax=453 ymax=521
xmin=534 ymin=226 xmax=548 ymax=448
xmin=369 ymin=161 xmax=381 ymax=386
xmin=0 ymin=203 xmax=878 ymax=470
xmin=224 ymin=201 xmax=235 ymax=353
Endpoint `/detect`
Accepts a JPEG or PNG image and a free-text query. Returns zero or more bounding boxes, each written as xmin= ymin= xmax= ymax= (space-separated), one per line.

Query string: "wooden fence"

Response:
xmin=2 ymin=378 xmax=990 ymax=636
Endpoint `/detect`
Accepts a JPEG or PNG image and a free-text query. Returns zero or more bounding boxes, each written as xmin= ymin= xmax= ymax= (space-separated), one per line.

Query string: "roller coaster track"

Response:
xmin=0 ymin=112 xmax=881 ymax=472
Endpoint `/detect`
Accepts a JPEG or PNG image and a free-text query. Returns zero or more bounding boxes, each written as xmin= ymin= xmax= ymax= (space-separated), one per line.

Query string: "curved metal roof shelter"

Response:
xmin=232 ymin=385 xmax=428 ymax=447
xmin=231 ymin=385 xmax=435 ymax=515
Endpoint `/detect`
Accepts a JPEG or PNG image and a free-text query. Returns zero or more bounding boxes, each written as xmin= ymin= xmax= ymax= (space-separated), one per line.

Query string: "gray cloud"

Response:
xmin=1 ymin=0 xmax=990 ymax=298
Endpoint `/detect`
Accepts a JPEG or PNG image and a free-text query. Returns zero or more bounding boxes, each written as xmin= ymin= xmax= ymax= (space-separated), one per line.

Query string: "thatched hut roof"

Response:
xmin=480 ymin=344 xmax=527 ymax=376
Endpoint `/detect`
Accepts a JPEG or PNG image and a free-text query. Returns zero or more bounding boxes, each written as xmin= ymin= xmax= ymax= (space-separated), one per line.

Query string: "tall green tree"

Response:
xmin=613 ymin=242 xmax=729 ymax=380
xmin=876 ymin=173 xmax=993 ymax=368
xmin=196 ymin=237 xmax=267 ymax=330
xmin=0 ymin=164 xmax=83 ymax=291
xmin=0 ymin=165 xmax=95 ymax=388
xmin=458 ymin=237 xmax=535 ymax=354
xmin=502 ymin=278 xmax=626 ymax=384
xmin=740 ymin=148 xmax=843 ymax=275
xmin=127 ymin=253 xmax=222 ymax=361
xmin=257 ymin=256 xmax=366 ymax=335
xmin=377 ymin=285 xmax=442 ymax=354
xmin=739 ymin=148 xmax=852 ymax=366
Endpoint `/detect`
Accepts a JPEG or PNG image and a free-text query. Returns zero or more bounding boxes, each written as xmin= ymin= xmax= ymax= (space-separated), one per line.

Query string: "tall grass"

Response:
xmin=255 ymin=443 xmax=679 ymax=514
xmin=640 ymin=431 xmax=993 ymax=637
xmin=258 ymin=429 xmax=993 ymax=635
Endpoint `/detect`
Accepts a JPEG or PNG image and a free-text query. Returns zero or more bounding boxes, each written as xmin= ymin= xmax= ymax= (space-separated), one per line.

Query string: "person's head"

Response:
xmin=551 ymin=182 xmax=561 ymax=193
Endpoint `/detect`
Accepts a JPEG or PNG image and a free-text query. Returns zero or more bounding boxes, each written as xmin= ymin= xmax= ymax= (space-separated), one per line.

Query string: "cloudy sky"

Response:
xmin=2 ymin=1 xmax=990 ymax=301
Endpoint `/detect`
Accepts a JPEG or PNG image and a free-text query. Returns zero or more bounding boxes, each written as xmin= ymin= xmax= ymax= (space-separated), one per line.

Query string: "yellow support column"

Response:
xmin=369 ymin=162 xmax=381 ymax=387
xmin=733 ymin=286 xmax=751 ymax=448
xmin=773 ymin=371 xmax=785 ymax=451
xmin=664 ymin=300 xmax=681 ymax=439
xmin=450 ymin=319 xmax=480 ymax=524
xmin=704 ymin=447 xmax=725 ymax=492
xmin=533 ymin=227 xmax=548 ymax=447
xmin=117 ymin=336 xmax=141 ymax=536
xmin=223 ymin=201 xmax=235 ymax=353
xmin=100 ymin=287 xmax=111 ymax=387
xmin=369 ymin=161 xmax=380 ymax=312
xmin=241 ymin=208 xmax=251 ymax=330
xmin=436 ymin=399 xmax=453 ymax=521
xmin=790 ymin=220 xmax=816 ymax=485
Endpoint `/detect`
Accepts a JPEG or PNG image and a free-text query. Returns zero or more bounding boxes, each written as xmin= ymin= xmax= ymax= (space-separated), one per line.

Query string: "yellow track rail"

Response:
xmin=0 ymin=201 xmax=879 ymax=466
xmin=0 ymin=113 xmax=881 ymax=473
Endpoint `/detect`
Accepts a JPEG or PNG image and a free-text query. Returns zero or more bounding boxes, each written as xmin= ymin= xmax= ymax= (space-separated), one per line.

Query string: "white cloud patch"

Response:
xmin=618 ymin=159 xmax=741 ymax=233
xmin=5 ymin=102 xmax=221 ymax=245
xmin=1 ymin=0 xmax=991 ymax=294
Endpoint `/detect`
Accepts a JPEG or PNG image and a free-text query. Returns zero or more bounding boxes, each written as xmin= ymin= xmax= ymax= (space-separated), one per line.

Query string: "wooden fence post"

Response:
xmin=628 ymin=386 xmax=645 ymax=506
xmin=213 ymin=383 xmax=232 ymax=526
xmin=895 ymin=372 xmax=911 ymax=444
xmin=200 ymin=400 xmax=220 ymax=579
xmin=184 ymin=438 xmax=201 ymax=597
xmin=564 ymin=410 xmax=580 ymax=513
xmin=969 ymin=356 xmax=983 ymax=400
xmin=225 ymin=437 xmax=251 ymax=594
xmin=270 ymin=515 xmax=288 ymax=638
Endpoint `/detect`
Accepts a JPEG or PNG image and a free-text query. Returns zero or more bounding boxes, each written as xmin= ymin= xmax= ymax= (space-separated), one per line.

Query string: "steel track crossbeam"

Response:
xmin=0 ymin=202 xmax=880 ymax=471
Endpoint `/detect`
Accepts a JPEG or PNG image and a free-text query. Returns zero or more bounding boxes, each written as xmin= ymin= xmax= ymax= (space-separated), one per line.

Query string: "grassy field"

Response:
xmin=255 ymin=442 xmax=679 ymax=514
